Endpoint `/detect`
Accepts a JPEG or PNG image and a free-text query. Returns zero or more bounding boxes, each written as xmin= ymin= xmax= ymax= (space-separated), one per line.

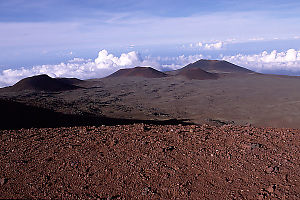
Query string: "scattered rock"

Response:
xmin=266 ymin=166 xmax=274 ymax=174
xmin=143 ymin=126 xmax=151 ymax=131
xmin=251 ymin=143 xmax=264 ymax=150
xmin=108 ymin=194 xmax=121 ymax=199
xmin=0 ymin=124 xmax=298 ymax=199
xmin=0 ymin=178 xmax=7 ymax=186
xmin=266 ymin=185 xmax=276 ymax=193
xmin=163 ymin=146 xmax=175 ymax=152
xmin=266 ymin=166 xmax=279 ymax=174
xmin=142 ymin=187 xmax=151 ymax=195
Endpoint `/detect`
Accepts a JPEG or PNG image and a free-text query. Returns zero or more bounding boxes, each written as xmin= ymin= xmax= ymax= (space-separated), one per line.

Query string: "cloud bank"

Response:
xmin=223 ymin=49 xmax=300 ymax=74
xmin=2 ymin=49 xmax=300 ymax=88
xmin=0 ymin=50 xmax=150 ymax=87
xmin=0 ymin=50 xmax=203 ymax=88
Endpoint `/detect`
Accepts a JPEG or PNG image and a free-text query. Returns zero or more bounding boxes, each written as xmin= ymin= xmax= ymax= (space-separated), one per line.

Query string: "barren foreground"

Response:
xmin=0 ymin=124 xmax=299 ymax=199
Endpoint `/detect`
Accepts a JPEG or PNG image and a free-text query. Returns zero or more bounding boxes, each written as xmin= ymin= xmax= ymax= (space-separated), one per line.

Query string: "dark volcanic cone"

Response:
xmin=55 ymin=77 xmax=83 ymax=86
xmin=108 ymin=67 xmax=168 ymax=78
xmin=4 ymin=74 xmax=80 ymax=92
xmin=177 ymin=67 xmax=218 ymax=80
xmin=183 ymin=59 xmax=253 ymax=73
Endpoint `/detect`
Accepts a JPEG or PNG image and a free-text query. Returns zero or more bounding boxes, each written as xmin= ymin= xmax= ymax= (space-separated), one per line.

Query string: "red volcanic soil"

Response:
xmin=2 ymin=74 xmax=80 ymax=92
xmin=108 ymin=67 xmax=168 ymax=78
xmin=184 ymin=59 xmax=253 ymax=73
xmin=0 ymin=124 xmax=299 ymax=199
xmin=177 ymin=67 xmax=218 ymax=80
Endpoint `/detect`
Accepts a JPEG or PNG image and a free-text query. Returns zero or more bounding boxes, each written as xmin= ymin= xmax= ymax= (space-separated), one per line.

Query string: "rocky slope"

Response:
xmin=176 ymin=67 xmax=218 ymax=80
xmin=0 ymin=124 xmax=299 ymax=199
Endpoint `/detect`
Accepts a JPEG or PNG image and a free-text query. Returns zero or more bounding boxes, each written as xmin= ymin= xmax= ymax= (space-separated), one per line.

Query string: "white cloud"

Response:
xmin=189 ymin=42 xmax=203 ymax=48
xmin=223 ymin=49 xmax=300 ymax=73
xmin=68 ymin=58 xmax=87 ymax=63
xmin=204 ymin=42 xmax=223 ymax=50
xmin=155 ymin=54 xmax=204 ymax=71
xmin=188 ymin=41 xmax=224 ymax=50
xmin=94 ymin=50 xmax=141 ymax=68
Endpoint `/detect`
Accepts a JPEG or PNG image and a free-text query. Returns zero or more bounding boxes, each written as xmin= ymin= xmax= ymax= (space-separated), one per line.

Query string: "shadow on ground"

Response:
xmin=0 ymin=99 xmax=192 ymax=130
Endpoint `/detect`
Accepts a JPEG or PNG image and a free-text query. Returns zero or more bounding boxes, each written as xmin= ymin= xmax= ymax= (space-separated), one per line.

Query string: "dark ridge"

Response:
xmin=0 ymin=99 xmax=192 ymax=130
xmin=107 ymin=67 xmax=168 ymax=78
xmin=55 ymin=77 xmax=83 ymax=86
xmin=2 ymin=74 xmax=80 ymax=92
xmin=177 ymin=67 xmax=218 ymax=80
xmin=183 ymin=59 xmax=253 ymax=73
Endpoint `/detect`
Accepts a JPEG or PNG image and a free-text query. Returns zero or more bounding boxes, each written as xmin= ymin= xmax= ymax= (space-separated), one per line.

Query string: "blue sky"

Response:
xmin=1 ymin=0 xmax=300 ymax=20
xmin=1 ymin=0 xmax=300 ymax=86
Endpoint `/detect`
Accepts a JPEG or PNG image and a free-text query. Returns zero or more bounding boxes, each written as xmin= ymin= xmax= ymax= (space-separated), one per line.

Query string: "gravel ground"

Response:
xmin=0 ymin=124 xmax=299 ymax=199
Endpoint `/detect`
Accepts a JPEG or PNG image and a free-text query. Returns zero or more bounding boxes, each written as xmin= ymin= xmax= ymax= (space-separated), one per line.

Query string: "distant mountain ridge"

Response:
xmin=0 ymin=60 xmax=254 ymax=91
xmin=107 ymin=67 xmax=168 ymax=78
xmin=106 ymin=60 xmax=252 ymax=80
xmin=183 ymin=59 xmax=253 ymax=73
